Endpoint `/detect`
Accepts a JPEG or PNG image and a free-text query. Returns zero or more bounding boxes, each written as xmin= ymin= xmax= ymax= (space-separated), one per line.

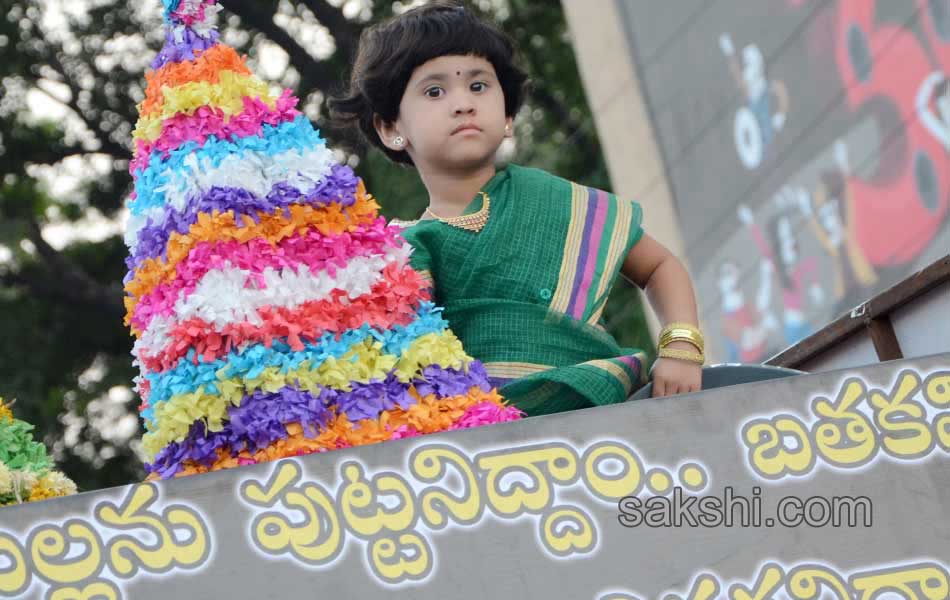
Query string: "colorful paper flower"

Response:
xmin=131 ymin=0 xmax=522 ymax=480
xmin=0 ymin=398 xmax=77 ymax=507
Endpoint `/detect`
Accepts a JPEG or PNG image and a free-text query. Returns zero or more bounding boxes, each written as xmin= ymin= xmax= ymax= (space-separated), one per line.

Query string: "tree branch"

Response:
xmin=23 ymin=219 xmax=124 ymax=315
xmin=219 ymin=0 xmax=343 ymax=94
xmin=294 ymin=0 xmax=360 ymax=61
xmin=40 ymin=53 xmax=130 ymax=159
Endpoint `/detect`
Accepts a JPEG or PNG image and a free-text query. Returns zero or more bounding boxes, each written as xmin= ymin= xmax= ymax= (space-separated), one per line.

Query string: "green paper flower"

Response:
xmin=0 ymin=416 xmax=51 ymax=474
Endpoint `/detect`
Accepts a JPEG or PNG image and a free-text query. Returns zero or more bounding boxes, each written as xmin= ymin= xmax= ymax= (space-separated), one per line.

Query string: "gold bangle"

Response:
xmin=659 ymin=329 xmax=704 ymax=352
xmin=658 ymin=322 xmax=704 ymax=353
xmin=657 ymin=347 xmax=705 ymax=365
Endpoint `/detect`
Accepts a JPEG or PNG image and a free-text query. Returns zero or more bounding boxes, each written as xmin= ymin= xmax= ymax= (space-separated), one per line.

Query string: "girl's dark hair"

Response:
xmin=328 ymin=1 xmax=529 ymax=165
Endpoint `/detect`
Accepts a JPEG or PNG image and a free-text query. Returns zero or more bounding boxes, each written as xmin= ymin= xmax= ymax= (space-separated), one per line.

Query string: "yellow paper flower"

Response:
xmin=140 ymin=329 xmax=475 ymax=460
xmin=0 ymin=397 xmax=13 ymax=423
xmin=28 ymin=471 xmax=77 ymax=502
xmin=37 ymin=471 xmax=78 ymax=497
xmin=394 ymin=331 xmax=470 ymax=380
xmin=9 ymin=470 xmax=38 ymax=503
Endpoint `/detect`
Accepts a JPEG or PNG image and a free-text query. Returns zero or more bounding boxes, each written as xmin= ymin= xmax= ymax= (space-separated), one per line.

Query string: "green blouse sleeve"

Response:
xmin=398 ymin=225 xmax=434 ymax=291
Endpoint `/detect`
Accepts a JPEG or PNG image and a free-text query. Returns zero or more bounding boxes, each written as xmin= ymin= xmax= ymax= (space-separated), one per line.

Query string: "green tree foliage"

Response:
xmin=0 ymin=0 xmax=650 ymax=490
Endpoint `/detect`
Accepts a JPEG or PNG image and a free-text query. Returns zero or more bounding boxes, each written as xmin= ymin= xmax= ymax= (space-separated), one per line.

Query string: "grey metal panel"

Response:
xmin=1 ymin=354 xmax=948 ymax=599
xmin=891 ymin=281 xmax=950 ymax=359
xmin=799 ymin=328 xmax=878 ymax=373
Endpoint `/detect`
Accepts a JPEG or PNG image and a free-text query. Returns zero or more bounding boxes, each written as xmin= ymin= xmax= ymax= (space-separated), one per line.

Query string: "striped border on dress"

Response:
xmin=550 ymin=182 xmax=593 ymax=315
xmin=580 ymin=352 xmax=647 ymax=396
xmin=484 ymin=361 xmax=553 ymax=381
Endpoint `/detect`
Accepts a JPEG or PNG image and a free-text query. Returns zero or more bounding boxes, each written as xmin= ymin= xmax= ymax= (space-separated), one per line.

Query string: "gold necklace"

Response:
xmin=423 ymin=192 xmax=490 ymax=233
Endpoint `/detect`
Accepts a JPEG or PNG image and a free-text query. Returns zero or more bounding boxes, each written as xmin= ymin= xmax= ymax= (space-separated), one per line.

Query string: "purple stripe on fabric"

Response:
xmin=618 ymin=355 xmax=642 ymax=375
xmin=570 ymin=189 xmax=609 ymax=320
xmin=145 ymin=363 xmax=492 ymax=478
xmin=565 ymin=186 xmax=599 ymax=318
xmin=124 ymin=164 xmax=359 ymax=275
xmin=151 ymin=29 xmax=219 ymax=70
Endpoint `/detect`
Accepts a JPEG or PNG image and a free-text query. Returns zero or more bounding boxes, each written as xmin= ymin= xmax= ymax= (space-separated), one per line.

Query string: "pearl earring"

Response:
xmin=505 ymin=124 xmax=512 ymax=135
xmin=393 ymin=136 xmax=405 ymax=148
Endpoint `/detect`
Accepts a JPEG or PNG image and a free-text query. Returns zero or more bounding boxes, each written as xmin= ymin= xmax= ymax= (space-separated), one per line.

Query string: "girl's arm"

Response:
xmin=620 ymin=233 xmax=702 ymax=397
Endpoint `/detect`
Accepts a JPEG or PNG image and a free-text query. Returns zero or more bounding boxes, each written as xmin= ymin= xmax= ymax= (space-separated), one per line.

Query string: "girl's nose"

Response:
xmin=453 ymin=102 xmax=475 ymax=116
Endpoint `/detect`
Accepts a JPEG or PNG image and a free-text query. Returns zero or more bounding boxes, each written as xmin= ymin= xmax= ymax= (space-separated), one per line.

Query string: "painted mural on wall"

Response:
xmin=618 ymin=0 xmax=950 ymax=362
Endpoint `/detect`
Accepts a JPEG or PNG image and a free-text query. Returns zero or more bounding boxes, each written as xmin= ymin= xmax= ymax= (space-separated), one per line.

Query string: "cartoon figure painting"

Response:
xmin=717 ymin=258 xmax=778 ymax=363
xmin=738 ymin=200 xmax=823 ymax=348
xmin=720 ymin=33 xmax=790 ymax=170
xmin=801 ymin=140 xmax=879 ymax=311
xmin=917 ymin=71 xmax=950 ymax=151
xmin=833 ymin=2 xmax=950 ymax=265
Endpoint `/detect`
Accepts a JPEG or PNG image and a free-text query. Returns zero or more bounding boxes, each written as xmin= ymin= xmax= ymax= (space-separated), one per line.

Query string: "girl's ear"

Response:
xmin=373 ymin=114 xmax=406 ymax=152
xmin=504 ymin=116 xmax=514 ymax=138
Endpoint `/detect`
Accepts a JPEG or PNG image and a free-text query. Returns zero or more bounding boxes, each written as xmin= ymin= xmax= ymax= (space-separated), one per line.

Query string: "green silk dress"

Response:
xmin=393 ymin=164 xmax=649 ymax=416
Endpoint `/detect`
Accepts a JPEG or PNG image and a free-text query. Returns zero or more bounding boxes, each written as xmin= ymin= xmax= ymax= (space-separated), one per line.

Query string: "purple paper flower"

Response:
xmin=128 ymin=164 xmax=360 ymax=268
xmin=152 ymin=28 xmax=220 ymax=70
xmin=415 ymin=363 xmax=491 ymax=397
xmin=145 ymin=364 xmax=493 ymax=479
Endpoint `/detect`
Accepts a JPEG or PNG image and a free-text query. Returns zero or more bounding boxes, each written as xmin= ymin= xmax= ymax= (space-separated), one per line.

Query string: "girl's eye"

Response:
xmin=424 ymin=86 xmax=444 ymax=99
xmin=471 ymin=81 xmax=487 ymax=92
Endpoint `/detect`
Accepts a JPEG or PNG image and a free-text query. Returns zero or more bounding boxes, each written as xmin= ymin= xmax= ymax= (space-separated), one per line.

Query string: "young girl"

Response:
xmin=330 ymin=2 xmax=703 ymax=415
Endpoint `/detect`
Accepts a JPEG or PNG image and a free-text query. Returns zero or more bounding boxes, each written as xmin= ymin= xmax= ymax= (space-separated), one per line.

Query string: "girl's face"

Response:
xmin=377 ymin=54 xmax=512 ymax=173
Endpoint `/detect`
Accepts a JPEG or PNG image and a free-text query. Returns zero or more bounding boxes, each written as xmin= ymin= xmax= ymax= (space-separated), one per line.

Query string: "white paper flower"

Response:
xmin=0 ymin=463 xmax=12 ymax=496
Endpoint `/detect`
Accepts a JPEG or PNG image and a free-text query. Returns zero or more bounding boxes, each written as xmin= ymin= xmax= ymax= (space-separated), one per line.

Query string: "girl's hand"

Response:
xmin=651 ymin=341 xmax=703 ymax=397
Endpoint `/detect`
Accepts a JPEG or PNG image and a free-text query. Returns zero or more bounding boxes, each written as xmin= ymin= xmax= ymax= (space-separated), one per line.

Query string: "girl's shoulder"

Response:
xmin=505 ymin=163 xmax=573 ymax=189
xmin=509 ymin=164 xmax=641 ymax=211
xmin=501 ymin=164 xmax=576 ymax=209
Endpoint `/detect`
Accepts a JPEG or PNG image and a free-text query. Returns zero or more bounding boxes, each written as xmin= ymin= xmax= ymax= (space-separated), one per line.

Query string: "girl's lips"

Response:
xmin=452 ymin=123 xmax=482 ymax=134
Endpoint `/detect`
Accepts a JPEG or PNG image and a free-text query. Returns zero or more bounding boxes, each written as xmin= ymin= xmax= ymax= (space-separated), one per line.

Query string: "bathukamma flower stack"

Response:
xmin=125 ymin=0 xmax=521 ymax=480
xmin=0 ymin=399 xmax=78 ymax=506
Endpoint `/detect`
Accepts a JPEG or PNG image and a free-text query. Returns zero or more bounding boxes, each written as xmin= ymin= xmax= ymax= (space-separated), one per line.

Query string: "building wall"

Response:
xmin=560 ymin=0 xmax=686 ymax=341
xmin=563 ymin=1 xmax=950 ymax=363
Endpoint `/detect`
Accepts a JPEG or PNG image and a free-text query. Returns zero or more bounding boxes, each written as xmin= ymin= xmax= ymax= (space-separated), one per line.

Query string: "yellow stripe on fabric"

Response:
xmin=133 ymin=71 xmax=277 ymax=140
xmin=484 ymin=362 xmax=553 ymax=380
xmin=142 ymin=331 xmax=471 ymax=458
xmin=586 ymin=197 xmax=632 ymax=326
xmin=583 ymin=359 xmax=634 ymax=395
xmin=550 ymin=182 xmax=589 ymax=313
